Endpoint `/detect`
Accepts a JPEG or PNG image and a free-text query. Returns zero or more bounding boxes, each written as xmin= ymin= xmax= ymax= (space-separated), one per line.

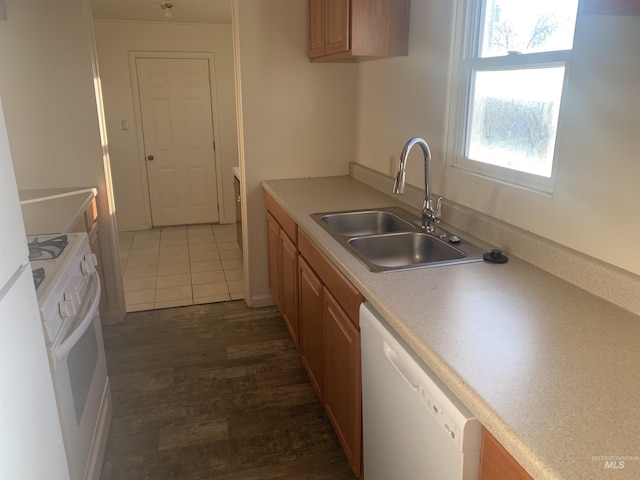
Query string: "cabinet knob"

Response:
xmin=147 ymin=155 xmax=154 ymax=161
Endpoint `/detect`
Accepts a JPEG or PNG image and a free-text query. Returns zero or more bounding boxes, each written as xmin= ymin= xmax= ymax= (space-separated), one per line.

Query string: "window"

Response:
xmin=448 ymin=0 xmax=580 ymax=192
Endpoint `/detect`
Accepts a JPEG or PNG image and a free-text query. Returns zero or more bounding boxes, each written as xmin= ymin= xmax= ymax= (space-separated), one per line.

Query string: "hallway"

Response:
xmin=119 ymin=224 xmax=244 ymax=312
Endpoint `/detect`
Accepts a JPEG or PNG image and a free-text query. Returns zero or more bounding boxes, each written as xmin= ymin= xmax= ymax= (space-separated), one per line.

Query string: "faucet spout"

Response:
xmin=392 ymin=137 xmax=442 ymax=233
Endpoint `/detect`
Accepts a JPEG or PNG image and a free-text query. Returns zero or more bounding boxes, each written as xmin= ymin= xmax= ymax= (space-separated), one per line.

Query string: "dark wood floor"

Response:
xmin=100 ymin=300 xmax=356 ymax=480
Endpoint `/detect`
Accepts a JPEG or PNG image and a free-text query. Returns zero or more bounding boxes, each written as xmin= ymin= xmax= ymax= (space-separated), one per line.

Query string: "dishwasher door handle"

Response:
xmin=384 ymin=340 xmax=420 ymax=392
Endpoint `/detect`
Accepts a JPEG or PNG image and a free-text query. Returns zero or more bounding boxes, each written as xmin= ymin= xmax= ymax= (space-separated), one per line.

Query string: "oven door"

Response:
xmin=50 ymin=271 xmax=110 ymax=480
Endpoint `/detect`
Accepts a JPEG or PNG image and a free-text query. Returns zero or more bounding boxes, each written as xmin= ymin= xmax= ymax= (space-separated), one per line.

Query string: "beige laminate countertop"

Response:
xmin=19 ymin=187 xmax=97 ymax=236
xmin=263 ymin=176 xmax=640 ymax=480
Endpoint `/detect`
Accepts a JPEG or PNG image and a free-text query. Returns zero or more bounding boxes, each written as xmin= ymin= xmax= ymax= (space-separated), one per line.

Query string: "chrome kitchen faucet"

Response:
xmin=392 ymin=137 xmax=442 ymax=234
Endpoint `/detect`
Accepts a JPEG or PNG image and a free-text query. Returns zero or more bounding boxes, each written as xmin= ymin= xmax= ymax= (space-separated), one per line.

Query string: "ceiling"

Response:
xmin=91 ymin=0 xmax=232 ymax=24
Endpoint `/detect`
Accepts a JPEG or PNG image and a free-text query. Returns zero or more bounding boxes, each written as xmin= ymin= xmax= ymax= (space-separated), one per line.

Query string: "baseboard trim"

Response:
xmin=246 ymin=294 xmax=276 ymax=309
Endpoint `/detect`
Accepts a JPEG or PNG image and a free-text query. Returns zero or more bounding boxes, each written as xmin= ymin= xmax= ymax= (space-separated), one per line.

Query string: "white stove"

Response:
xmin=28 ymin=233 xmax=95 ymax=343
xmin=27 ymin=232 xmax=111 ymax=480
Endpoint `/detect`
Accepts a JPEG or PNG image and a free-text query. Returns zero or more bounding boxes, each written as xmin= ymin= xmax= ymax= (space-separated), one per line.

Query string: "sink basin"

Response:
xmin=316 ymin=209 xmax=416 ymax=237
xmin=311 ymin=206 xmax=488 ymax=272
xmin=348 ymin=232 xmax=481 ymax=272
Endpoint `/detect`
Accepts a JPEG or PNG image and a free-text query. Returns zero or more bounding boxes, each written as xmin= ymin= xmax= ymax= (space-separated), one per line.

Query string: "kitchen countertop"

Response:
xmin=263 ymin=176 xmax=640 ymax=480
xmin=19 ymin=187 xmax=97 ymax=235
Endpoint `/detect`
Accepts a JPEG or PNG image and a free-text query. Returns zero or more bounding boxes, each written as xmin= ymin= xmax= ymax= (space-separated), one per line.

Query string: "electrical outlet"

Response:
xmin=389 ymin=155 xmax=396 ymax=177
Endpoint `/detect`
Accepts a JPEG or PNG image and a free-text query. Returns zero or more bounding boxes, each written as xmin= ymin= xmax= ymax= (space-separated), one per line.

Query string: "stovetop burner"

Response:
xmin=28 ymin=234 xmax=69 ymax=261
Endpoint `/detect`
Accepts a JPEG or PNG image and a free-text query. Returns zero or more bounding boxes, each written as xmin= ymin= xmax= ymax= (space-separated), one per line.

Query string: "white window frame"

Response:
xmin=445 ymin=0 xmax=576 ymax=194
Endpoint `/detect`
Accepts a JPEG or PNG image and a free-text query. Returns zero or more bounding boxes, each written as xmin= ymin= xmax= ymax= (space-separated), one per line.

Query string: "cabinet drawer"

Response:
xmin=298 ymin=229 xmax=363 ymax=326
xmin=265 ymin=192 xmax=297 ymax=243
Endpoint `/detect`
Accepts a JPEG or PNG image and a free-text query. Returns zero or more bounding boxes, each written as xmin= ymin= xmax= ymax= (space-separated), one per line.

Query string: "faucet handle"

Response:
xmin=426 ymin=196 xmax=442 ymax=223
xmin=434 ymin=196 xmax=442 ymax=222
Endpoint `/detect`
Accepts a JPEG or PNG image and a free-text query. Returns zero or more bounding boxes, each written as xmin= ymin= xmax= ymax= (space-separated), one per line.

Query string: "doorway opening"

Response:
xmin=118 ymin=223 xmax=243 ymax=312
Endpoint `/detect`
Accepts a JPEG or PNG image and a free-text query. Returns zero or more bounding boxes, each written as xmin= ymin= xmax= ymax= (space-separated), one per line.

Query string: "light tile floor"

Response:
xmin=119 ymin=224 xmax=244 ymax=312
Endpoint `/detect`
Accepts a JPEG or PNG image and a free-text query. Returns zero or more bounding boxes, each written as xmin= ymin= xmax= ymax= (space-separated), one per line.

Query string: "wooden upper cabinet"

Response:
xmin=308 ymin=0 xmax=411 ymax=62
xmin=583 ymin=0 xmax=640 ymax=14
xmin=308 ymin=0 xmax=326 ymax=57
xmin=325 ymin=0 xmax=350 ymax=55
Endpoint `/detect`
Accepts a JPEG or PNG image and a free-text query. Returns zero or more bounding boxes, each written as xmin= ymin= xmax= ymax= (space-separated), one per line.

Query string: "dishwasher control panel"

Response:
xmin=418 ymin=384 xmax=461 ymax=449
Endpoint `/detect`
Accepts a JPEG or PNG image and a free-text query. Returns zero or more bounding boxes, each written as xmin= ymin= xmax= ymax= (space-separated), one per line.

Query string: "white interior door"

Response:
xmin=136 ymin=57 xmax=219 ymax=226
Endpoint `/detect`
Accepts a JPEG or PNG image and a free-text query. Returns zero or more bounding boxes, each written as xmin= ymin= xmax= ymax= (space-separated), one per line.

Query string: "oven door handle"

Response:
xmin=53 ymin=271 xmax=101 ymax=365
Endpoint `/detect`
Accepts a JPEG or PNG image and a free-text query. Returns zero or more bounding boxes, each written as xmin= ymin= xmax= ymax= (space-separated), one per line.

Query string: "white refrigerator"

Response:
xmin=0 ymin=99 xmax=70 ymax=479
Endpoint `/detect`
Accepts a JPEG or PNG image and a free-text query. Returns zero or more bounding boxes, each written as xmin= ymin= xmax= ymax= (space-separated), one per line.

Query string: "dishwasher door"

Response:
xmin=360 ymin=303 xmax=481 ymax=480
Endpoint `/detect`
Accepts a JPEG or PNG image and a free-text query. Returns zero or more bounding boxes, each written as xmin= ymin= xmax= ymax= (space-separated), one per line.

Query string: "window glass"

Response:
xmin=480 ymin=0 xmax=579 ymax=57
xmin=449 ymin=0 xmax=580 ymax=189
xmin=467 ymin=67 xmax=565 ymax=177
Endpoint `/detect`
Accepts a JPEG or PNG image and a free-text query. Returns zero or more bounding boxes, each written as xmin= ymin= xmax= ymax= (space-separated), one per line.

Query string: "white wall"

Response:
xmin=93 ymin=20 xmax=239 ymax=231
xmin=0 ymin=0 xmax=125 ymax=323
xmin=356 ymin=0 xmax=640 ymax=277
xmin=0 ymin=0 xmax=104 ymax=188
xmin=234 ymin=0 xmax=357 ymax=306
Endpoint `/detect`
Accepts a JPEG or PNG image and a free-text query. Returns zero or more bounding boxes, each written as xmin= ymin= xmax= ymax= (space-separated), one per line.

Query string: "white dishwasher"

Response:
xmin=360 ymin=303 xmax=482 ymax=480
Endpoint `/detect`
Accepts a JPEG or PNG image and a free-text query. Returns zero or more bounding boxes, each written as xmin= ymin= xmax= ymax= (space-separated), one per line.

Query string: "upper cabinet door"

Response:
xmin=308 ymin=0 xmax=410 ymax=62
xmin=583 ymin=0 xmax=640 ymax=14
xmin=325 ymin=0 xmax=350 ymax=55
xmin=308 ymin=0 xmax=326 ymax=58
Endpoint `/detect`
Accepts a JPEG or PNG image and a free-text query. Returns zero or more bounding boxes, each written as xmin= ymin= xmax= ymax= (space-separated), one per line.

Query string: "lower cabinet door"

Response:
xmin=299 ymin=256 xmax=324 ymax=398
xmin=266 ymin=212 xmax=282 ymax=308
xmin=280 ymin=231 xmax=299 ymax=347
xmin=324 ymin=290 xmax=362 ymax=478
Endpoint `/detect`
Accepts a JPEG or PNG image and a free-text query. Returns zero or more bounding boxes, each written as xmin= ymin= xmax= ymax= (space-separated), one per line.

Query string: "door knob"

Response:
xmin=147 ymin=155 xmax=154 ymax=161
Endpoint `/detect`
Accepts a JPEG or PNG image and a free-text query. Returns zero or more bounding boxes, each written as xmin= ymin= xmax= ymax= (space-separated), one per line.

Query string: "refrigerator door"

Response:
xmin=0 ymin=267 xmax=70 ymax=480
xmin=0 ymin=98 xmax=30 ymax=287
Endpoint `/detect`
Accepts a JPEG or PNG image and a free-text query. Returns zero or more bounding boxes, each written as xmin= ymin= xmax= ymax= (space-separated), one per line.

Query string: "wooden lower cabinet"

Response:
xmin=266 ymin=211 xmax=299 ymax=348
xmin=266 ymin=212 xmax=282 ymax=307
xmin=479 ymin=429 xmax=534 ymax=480
xmin=299 ymin=257 xmax=324 ymax=398
xmin=324 ymin=290 xmax=362 ymax=478
xmin=265 ymin=193 xmax=363 ymax=478
xmin=297 ymin=229 xmax=363 ymax=478
xmin=279 ymin=231 xmax=299 ymax=346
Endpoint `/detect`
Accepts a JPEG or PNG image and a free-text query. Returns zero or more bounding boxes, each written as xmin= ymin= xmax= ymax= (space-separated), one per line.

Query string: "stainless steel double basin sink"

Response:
xmin=311 ymin=207 xmax=486 ymax=272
